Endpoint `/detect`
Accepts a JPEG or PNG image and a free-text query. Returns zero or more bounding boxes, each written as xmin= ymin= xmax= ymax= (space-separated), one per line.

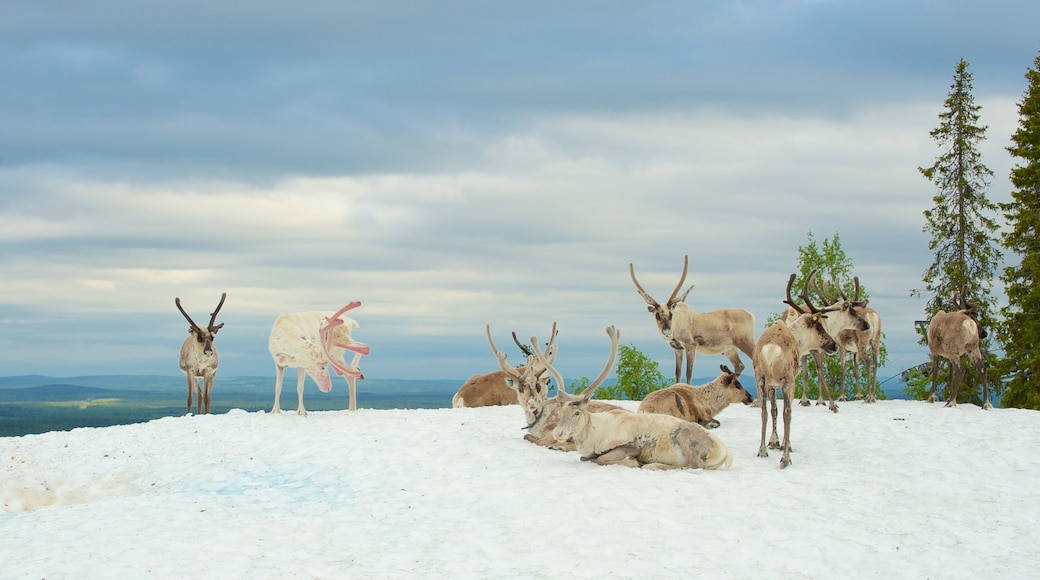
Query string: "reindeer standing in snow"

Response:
xmin=269 ymin=301 xmax=371 ymax=415
xmin=176 ymin=292 xmax=226 ymax=415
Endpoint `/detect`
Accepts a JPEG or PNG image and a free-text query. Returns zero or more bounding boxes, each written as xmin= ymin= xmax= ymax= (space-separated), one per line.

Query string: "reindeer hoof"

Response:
xmin=799 ymin=400 xmax=811 ymax=407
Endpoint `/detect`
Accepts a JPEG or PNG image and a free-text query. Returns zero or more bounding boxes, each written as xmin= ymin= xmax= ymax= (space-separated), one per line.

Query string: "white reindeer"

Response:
xmin=269 ymin=301 xmax=371 ymax=415
xmin=536 ymin=326 xmax=733 ymax=470
xmin=176 ymin=292 xmax=226 ymax=415
xmin=637 ymin=364 xmax=753 ymax=428
xmin=926 ymin=292 xmax=990 ymax=409
xmin=754 ymin=287 xmax=838 ymax=469
xmin=630 ymin=255 xmax=756 ymax=382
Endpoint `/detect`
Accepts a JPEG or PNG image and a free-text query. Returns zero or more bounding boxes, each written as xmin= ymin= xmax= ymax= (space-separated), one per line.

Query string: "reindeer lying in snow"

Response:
xmin=534 ymin=326 xmax=733 ymax=470
xmin=269 ymin=301 xmax=371 ymax=415
xmin=485 ymin=323 xmax=622 ymax=450
xmin=637 ymin=364 xmax=753 ymax=428
xmin=454 ymin=329 xmax=555 ymax=408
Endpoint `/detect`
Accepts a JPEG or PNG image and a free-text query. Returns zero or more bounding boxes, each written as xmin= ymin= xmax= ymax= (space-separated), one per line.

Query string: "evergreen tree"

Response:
xmin=915 ymin=58 xmax=1002 ymax=405
xmin=998 ymin=50 xmax=1040 ymax=409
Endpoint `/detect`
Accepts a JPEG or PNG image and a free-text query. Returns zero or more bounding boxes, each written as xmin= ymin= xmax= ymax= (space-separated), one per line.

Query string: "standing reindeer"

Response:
xmin=754 ymin=283 xmax=838 ymax=469
xmin=782 ymin=271 xmax=871 ymax=412
xmin=176 ymin=292 xmax=226 ymax=415
xmin=816 ymin=277 xmax=883 ymax=403
xmin=269 ymin=301 xmax=371 ymax=415
xmin=629 ymin=255 xmax=756 ymax=382
xmin=927 ymin=293 xmax=990 ymax=409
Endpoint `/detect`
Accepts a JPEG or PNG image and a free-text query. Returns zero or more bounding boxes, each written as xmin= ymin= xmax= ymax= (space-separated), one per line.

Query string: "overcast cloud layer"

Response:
xmin=1 ymin=1 xmax=1037 ymax=384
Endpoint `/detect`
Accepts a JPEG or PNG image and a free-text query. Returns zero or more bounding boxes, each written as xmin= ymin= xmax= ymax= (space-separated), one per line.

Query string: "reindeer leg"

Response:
xmin=811 ymin=351 xmax=839 ymax=413
xmin=757 ymin=374 xmax=770 ymax=458
xmin=765 ymin=388 xmax=782 ymax=453
xmin=976 ymin=352 xmax=991 ymax=410
xmin=837 ymin=351 xmax=849 ymax=402
xmin=944 ymin=362 xmax=963 ymax=408
xmin=927 ymin=356 xmax=940 ymax=403
xmin=725 ymin=348 xmax=745 ymax=378
xmin=584 ymin=443 xmax=642 ymax=467
xmin=185 ymin=373 xmax=195 ymax=415
xmin=684 ymin=346 xmax=696 ymax=384
xmin=271 ymin=365 xmax=285 ymax=414
xmin=780 ymin=378 xmax=793 ymax=469
xmin=798 ymin=355 xmax=811 ymax=407
xmin=296 ymin=367 xmax=308 ymax=416
xmin=866 ymin=345 xmax=879 ymax=403
xmin=203 ymin=371 xmax=213 ymax=414
xmin=672 ymin=345 xmax=684 ymax=384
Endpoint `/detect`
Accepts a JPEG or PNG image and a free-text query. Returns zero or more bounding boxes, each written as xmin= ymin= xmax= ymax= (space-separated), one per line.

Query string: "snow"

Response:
xmin=2 ymin=399 xmax=1038 ymax=579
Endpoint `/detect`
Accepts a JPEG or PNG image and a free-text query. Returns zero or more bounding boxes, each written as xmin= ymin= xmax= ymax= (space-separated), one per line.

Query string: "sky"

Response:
xmin=2 ymin=400 xmax=1038 ymax=577
xmin=1 ymin=1 xmax=1039 ymax=384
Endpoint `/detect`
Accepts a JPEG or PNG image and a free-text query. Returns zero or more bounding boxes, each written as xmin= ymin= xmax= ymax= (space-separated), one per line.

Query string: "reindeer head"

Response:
xmin=175 ymin=292 xmax=226 ymax=355
xmin=529 ymin=325 xmax=619 ymax=444
xmin=629 ymin=255 xmax=694 ymax=340
xmin=717 ymin=364 xmax=754 ymax=405
xmin=782 ymin=274 xmax=838 ymax=354
xmin=486 ymin=323 xmax=558 ymax=422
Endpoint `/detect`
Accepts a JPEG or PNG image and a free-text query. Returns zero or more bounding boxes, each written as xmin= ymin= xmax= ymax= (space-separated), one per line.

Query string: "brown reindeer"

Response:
xmin=637 ymin=364 xmax=753 ymax=428
xmin=485 ymin=324 xmax=559 ymax=425
xmin=176 ymin=292 xmax=226 ymax=415
xmin=926 ymin=293 xmax=990 ymax=409
xmin=630 ymin=255 xmax=756 ymax=382
xmin=455 ymin=331 xmax=553 ymax=408
xmin=755 ymin=279 xmax=838 ymax=468
xmin=782 ymin=271 xmax=870 ymax=412
xmin=816 ymin=277 xmax=883 ymax=403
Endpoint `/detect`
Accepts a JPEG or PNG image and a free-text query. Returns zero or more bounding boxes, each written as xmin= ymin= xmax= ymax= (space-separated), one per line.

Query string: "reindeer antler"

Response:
xmin=667 ymin=255 xmax=691 ymax=305
xmin=208 ymin=292 xmax=227 ymax=333
xmin=320 ymin=301 xmax=366 ymax=379
xmin=175 ymin=297 xmax=203 ymax=335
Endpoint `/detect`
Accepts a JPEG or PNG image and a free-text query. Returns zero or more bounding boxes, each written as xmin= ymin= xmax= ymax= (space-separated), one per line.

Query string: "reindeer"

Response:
xmin=815 ymin=277 xmax=883 ymax=403
xmin=516 ymin=326 xmax=626 ymax=451
xmin=269 ymin=301 xmax=371 ymax=415
xmin=629 ymin=255 xmax=756 ymax=383
xmin=754 ymin=288 xmax=838 ymax=469
xmin=536 ymin=326 xmax=733 ymax=470
xmin=637 ymin=364 xmax=753 ymax=428
xmin=455 ymin=330 xmax=555 ymax=408
xmin=176 ymin=293 xmax=226 ymax=415
xmin=781 ymin=271 xmax=871 ymax=412
xmin=484 ymin=324 xmax=559 ymax=423
xmin=926 ymin=292 xmax=990 ymax=409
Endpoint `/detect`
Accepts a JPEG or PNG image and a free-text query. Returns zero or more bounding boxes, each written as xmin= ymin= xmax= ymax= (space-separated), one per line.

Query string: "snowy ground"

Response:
xmin=2 ymin=399 xmax=1038 ymax=579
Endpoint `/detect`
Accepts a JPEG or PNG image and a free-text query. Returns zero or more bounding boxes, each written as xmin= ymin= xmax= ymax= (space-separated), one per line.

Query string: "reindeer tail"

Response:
xmin=703 ymin=433 xmax=734 ymax=470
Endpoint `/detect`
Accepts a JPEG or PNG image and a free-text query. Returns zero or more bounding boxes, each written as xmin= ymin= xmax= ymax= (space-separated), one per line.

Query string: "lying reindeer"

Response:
xmin=637 ymin=364 xmax=753 ymax=428
xmin=531 ymin=326 xmax=733 ymax=470
xmin=486 ymin=323 xmax=622 ymax=450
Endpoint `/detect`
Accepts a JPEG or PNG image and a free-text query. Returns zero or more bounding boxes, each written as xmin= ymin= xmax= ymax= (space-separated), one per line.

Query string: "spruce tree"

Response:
xmin=999 ymin=50 xmax=1040 ymax=409
xmin=916 ymin=58 xmax=1002 ymax=405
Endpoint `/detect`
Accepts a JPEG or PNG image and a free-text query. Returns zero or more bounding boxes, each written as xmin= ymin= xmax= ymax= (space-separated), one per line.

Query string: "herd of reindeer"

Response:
xmin=174 ymin=255 xmax=990 ymax=470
